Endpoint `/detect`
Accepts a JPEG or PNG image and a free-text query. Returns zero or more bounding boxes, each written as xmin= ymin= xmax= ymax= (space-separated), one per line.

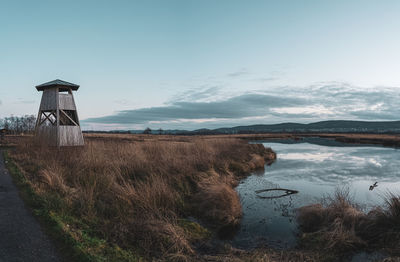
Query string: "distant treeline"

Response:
xmin=0 ymin=115 xmax=36 ymax=134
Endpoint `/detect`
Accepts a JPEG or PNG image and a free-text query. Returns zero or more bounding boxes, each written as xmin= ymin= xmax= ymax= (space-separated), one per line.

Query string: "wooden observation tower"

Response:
xmin=35 ymin=79 xmax=84 ymax=146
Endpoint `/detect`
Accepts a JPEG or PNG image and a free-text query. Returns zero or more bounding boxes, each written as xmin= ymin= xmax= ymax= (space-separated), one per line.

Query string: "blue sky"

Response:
xmin=1 ymin=0 xmax=400 ymax=130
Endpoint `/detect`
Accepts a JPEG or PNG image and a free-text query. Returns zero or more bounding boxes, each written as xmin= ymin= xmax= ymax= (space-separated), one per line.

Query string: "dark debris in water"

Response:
xmin=255 ymin=188 xmax=299 ymax=199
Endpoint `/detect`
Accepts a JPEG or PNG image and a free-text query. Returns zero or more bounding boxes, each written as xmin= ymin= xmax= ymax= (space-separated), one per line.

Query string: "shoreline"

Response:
xmin=199 ymin=133 xmax=400 ymax=148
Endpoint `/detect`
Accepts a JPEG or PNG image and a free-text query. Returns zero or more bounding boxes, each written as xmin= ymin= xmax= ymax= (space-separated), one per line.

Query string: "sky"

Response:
xmin=1 ymin=0 xmax=400 ymax=130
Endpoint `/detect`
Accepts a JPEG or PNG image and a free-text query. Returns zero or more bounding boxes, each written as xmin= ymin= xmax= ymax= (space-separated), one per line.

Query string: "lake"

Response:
xmin=232 ymin=137 xmax=400 ymax=249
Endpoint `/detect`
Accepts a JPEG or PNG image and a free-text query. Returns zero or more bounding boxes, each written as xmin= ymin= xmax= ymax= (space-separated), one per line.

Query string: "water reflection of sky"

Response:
xmin=232 ymin=139 xmax=400 ymax=249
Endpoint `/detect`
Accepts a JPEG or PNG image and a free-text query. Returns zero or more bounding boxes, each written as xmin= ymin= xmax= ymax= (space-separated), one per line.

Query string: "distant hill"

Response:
xmin=194 ymin=120 xmax=400 ymax=134
xmin=83 ymin=120 xmax=400 ymax=135
xmin=215 ymin=120 xmax=400 ymax=134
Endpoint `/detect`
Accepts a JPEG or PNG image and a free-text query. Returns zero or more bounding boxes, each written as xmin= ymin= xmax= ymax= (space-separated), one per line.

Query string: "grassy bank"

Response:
xmin=297 ymin=188 xmax=400 ymax=261
xmin=7 ymin=135 xmax=276 ymax=261
xmin=3 ymin=150 xmax=143 ymax=262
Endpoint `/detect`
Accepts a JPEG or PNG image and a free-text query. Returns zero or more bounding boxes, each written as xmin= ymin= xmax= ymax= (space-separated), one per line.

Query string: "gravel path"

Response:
xmin=0 ymin=151 xmax=61 ymax=262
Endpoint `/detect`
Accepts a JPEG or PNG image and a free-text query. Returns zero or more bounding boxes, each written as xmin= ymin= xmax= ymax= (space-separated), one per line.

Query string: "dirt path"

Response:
xmin=0 ymin=151 xmax=61 ymax=262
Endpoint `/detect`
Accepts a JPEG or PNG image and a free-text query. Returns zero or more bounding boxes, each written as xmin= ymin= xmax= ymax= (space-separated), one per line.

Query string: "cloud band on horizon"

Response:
xmin=82 ymin=83 xmax=400 ymax=130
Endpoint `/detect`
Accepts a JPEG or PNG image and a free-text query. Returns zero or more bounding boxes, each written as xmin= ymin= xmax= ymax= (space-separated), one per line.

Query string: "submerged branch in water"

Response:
xmin=255 ymin=188 xmax=299 ymax=199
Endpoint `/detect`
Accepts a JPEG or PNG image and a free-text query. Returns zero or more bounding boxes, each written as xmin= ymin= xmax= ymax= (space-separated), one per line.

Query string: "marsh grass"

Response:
xmin=9 ymin=134 xmax=275 ymax=261
xmin=298 ymin=187 xmax=400 ymax=258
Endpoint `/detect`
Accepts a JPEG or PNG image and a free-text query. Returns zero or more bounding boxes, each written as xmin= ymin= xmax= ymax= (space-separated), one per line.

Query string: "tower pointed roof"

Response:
xmin=36 ymin=79 xmax=80 ymax=91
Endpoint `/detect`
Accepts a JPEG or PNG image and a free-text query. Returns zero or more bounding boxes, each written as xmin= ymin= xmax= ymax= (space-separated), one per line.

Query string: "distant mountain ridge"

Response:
xmin=83 ymin=120 xmax=400 ymax=134
xmin=205 ymin=120 xmax=400 ymax=134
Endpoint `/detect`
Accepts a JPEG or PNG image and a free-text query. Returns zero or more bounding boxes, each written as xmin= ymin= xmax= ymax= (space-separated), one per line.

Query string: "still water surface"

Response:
xmin=232 ymin=138 xmax=400 ymax=249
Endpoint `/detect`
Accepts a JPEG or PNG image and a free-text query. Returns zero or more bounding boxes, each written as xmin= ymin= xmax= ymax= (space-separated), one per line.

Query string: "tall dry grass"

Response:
xmin=10 ymin=134 xmax=275 ymax=259
xmin=297 ymin=187 xmax=400 ymax=257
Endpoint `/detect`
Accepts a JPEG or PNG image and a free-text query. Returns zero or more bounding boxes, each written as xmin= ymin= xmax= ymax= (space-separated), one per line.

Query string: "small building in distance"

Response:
xmin=35 ymin=79 xmax=84 ymax=146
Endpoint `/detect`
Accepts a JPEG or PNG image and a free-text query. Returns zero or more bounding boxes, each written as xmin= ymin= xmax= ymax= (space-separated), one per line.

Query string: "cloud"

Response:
xmin=84 ymin=93 xmax=308 ymax=125
xmin=169 ymin=85 xmax=222 ymax=103
xmin=350 ymin=110 xmax=400 ymax=120
xmin=253 ymin=77 xmax=279 ymax=82
xmin=82 ymin=82 xmax=400 ymax=130
xmin=227 ymin=68 xmax=249 ymax=77
xmin=270 ymin=105 xmax=335 ymax=116
xmin=300 ymin=83 xmax=400 ymax=121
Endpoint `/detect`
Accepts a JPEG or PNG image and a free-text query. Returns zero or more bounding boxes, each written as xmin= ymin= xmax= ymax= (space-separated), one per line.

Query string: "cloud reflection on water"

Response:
xmin=233 ymin=140 xmax=400 ymax=249
xmin=279 ymin=152 xmax=335 ymax=162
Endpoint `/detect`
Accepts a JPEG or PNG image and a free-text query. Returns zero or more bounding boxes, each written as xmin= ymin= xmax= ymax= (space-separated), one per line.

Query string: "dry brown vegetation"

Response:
xmin=297 ymin=188 xmax=400 ymax=259
xmin=8 ymin=134 xmax=276 ymax=260
xmin=6 ymin=133 xmax=400 ymax=261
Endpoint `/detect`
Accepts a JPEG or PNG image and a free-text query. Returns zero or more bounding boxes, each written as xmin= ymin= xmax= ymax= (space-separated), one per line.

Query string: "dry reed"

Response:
xmin=10 ymin=134 xmax=276 ymax=260
xmin=297 ymin=187 xmax=400 ymax=257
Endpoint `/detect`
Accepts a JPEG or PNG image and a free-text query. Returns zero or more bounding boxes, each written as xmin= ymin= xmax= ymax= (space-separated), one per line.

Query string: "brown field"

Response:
xmin=2 ymin=133 xmax=400 ymax=261
xmin=5 ymin=134 xmax=279 ymax=261
xmin=3 ymin=132 xmax=400 ymax=147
